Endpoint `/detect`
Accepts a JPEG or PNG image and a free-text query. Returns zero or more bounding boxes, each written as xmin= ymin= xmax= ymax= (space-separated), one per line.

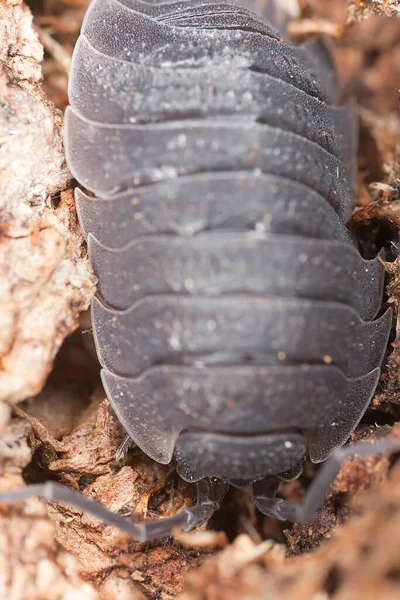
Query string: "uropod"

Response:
xmin=1 ymin=0 xmax=399 ymax=541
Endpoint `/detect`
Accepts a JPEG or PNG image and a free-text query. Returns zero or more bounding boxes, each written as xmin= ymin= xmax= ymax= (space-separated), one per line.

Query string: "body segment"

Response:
xmin=64 ymin=0 xmax=391 ymax=486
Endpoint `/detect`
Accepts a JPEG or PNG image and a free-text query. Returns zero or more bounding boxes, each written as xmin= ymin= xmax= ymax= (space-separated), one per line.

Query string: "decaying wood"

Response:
xmin=1 ymin=0 xmax=400 ymax=598
xmin=0 ymin=418 xmax=99 ymax=599
xmin=180 ymin=457 xmax=400 ymax=600
xmin=0 ymin=0 xmax=96 ymax=412
xmin=348 ymin=0 xmax=400 ymax=21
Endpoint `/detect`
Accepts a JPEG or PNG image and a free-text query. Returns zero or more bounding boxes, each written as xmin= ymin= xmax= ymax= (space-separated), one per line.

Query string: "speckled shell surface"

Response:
xmin=65 ymin=0 xmax=391 ymax=484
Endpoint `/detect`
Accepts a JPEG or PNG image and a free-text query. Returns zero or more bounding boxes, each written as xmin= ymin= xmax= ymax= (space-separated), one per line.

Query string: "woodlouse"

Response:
xmin=1 ymin=0 xmax=398 ymax=541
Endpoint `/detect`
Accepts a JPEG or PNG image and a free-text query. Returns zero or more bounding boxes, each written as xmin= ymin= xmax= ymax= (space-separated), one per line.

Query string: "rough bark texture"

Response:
xmin=0 ymin=0 xmax=96 ymax=410
xmin=0 ymin=0 xmax=400 ymax=598
xmin=348 ymin=0 xmax=400 ymax=20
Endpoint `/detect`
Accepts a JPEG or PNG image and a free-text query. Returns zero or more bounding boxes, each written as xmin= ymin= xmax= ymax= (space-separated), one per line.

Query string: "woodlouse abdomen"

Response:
xmin=64 ymin=0 xmax=391 ymax=486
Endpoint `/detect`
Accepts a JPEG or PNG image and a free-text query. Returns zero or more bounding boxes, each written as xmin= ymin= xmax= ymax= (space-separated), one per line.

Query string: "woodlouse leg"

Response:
xmin=252 ymin=439 xmax=400 ymax=523
xmin=115 ymin=433 xmax=133 ymax=461
xmin=0 ymin=477 xmax=229 ymax=542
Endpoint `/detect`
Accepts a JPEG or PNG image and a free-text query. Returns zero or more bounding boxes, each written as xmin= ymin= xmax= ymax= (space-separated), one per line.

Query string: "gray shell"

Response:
xmin=64 ymin=0 xmax=391 ymax=485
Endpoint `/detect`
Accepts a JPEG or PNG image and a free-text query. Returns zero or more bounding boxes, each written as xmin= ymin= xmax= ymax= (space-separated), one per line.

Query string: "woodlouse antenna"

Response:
xmin=253 ymin=438 xmax=400 ymax=522
xmin=0 ymin=478 xmax=229 ymax=542
xmin=1 ymin=440 xmax=398 ymax=540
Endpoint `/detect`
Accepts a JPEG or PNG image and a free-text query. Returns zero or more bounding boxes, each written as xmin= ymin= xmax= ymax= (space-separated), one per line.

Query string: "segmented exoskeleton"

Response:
xmin=1 ymin=0 xmax=397 ymax=540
